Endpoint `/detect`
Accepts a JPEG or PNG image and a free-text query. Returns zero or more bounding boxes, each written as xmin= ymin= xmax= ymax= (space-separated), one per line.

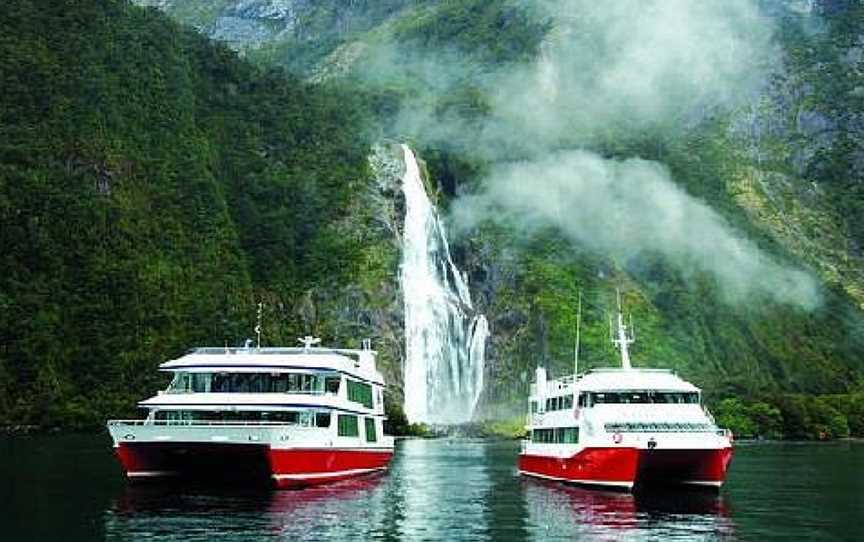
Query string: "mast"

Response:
xmin=611 ymin=289 xmax=634 ymax=370
xmin=574 ymin=290 xmax=582 ymax=378
xmin=573 ymin=289 xmax=582 ymax=407
xmin=255 ymin=302 xmax=263 ymax=349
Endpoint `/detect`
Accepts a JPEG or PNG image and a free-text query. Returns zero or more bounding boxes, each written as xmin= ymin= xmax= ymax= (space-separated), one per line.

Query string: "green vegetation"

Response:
xmin=2 ymin=0 xmax=863 ymax=439
xmin=0 ymin=0 xmax=395 ymax=429
xmin=713 ymin=393 xmax=864 ymax=440
xmin=383 ymin=398 xmax=429 ymax=437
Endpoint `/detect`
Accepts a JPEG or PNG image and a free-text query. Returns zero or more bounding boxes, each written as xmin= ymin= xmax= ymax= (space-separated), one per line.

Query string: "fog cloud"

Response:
xmin=453 ymin=151 xmax=820 ymax=308
xmin=371 ymin=0 xmax=820 ymax=308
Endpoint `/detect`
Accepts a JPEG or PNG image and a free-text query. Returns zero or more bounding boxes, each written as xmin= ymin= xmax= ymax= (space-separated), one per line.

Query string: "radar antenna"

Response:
xmin=298 ymin=336 xmax=321 ymax=351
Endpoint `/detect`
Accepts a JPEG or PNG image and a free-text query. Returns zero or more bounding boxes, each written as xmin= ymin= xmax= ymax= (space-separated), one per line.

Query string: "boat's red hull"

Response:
xmin=115 ymin=443 xmax=393 ymax=489
xmin=518 ymin=446 xmax=733 ymax=490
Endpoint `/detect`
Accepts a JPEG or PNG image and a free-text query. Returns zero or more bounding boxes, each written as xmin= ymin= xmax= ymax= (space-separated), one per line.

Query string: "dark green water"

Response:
xmin=1 ymin=436 xmax=861 ymax=541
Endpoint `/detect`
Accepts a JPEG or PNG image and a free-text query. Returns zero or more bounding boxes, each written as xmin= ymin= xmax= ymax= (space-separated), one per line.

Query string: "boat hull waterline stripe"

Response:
xmin=271 ymin=467 xmax=387 ymax=480
xmin=518 ymin=470 xmax=634 ymax=488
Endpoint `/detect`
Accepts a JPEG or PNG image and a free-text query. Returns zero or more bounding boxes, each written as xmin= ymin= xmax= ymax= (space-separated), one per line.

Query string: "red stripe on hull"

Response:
xmin=115 ymin=443 xmax=393 ymax=489
xmin=519 ymin=447 xmax=640 ymax=488
xmin=268 ymin=448 xmax=394 ymax=489
xmin=519 ymin=446 xmax=733 ymax=489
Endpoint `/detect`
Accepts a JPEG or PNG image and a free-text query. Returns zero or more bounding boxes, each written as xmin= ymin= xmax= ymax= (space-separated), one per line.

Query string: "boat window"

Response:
xmin=532 ymin=427 xmax=578 ymax=443
xmin=347 ymin=380 xmax=374 ymax=408
xmin=170 ymin=372 xmax=334 ymax=394
xmin=269 ymin=411 xmax=300 ymax=424
xmin=543 ymin=396 xmax=574 ymax=412
xmin=271 ymin=373 xmax=288 ymax=393
xmin=212 ymin=373 xmax=230 ymax=392
xmin=191 ymin=373 xmax=211 ymax=393
xmin=532 ymin=428 xmax=554 ymax=443
xmin=152 ymin=410 xmax=317 ymax=423
xmin=168 ymin=373 xmax=191 ymax=393
xmin=365 ymin=417 xmax=377 ymax=442
xmin=577 ymin=393 xmax=588 ymax=408
xmin=530 ymin=401 xmax=538 ymax=414
xmin=338 ymin=414 xmax=359 ymax=437
xmin=231 ymin=373 xmax=250 ymax=393
xmin=315 ymin=412 xmax=331 ymax=428
xmin=558 ymin=427 xmax=579 ymax=444
xmin=589 ymin=391 xmax=700 ymax=404
xmin=325 ymin=376 xmax=341 ymax=394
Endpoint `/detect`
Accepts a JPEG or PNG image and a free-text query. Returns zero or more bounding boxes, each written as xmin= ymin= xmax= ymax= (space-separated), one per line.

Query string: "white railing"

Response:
xmin=107 ymin=419 xmax=307 ymax=427
xmin=163 ymin=389 xmax=332 ymax=396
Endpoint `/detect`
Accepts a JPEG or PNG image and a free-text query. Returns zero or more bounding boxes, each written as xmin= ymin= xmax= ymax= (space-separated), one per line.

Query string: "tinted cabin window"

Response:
xmin=347 ymin=381 xmax=373 ymax=408
xmin=338 ymin=415 xmax=359 ymax=437
xmin=212 ymin=373 xmax=230 ymax=392
xmin=365 ymin=418 xmax=377 ymax=442
xmin=315 ymin=412 xmax=331 ymax=428
xmin=590 ymin=391 xmax=699 ymax=404
xmin=325 ymin=376 xmax=341 ymax=394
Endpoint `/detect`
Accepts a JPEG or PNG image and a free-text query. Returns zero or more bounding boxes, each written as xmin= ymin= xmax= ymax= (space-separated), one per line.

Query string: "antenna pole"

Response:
xmin=574 ymin=290 xmax=582 ymax=377
xmin=255 ymin=302 xmax=263 ymax=349
xmin=573 ymin=289 xmax=582 ymax=409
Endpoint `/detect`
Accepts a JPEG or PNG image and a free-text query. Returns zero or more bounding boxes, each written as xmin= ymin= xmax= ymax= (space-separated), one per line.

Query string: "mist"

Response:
xmin=368 ymin=0 xmax=820 ymax=308
xmin=452 ymin=151 xmax=820 ymax=309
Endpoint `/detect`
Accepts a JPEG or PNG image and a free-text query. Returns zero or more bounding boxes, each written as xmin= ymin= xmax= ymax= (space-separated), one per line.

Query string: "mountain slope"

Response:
xmin=0 ymin=0 xmax=397 ymax=427
xmin=2 ymin=0 xmax=863 ymax=436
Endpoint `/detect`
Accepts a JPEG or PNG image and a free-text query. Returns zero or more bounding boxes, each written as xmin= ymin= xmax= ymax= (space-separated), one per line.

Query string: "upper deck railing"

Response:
xmin=160 ymin=389 xmax=333 ymax=396
xmin=107 ymin=419 xmax=313 ymax=427
xmin=186 ymin=347 xmax=376 ymax=357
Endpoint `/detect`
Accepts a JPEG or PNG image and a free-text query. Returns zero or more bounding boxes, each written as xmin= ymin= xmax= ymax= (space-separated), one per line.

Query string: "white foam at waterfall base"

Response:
xmin=399 ymin=144 xmax=489 ymax=425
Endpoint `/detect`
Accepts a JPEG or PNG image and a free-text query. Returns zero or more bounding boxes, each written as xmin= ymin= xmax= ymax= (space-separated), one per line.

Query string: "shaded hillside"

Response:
xmin=0 ymin=0 xmax=397 ymax=428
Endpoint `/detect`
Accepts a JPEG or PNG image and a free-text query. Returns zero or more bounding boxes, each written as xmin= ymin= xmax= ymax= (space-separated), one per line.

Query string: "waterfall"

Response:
xmin=399 ymin=144 xmax=489 ymax=425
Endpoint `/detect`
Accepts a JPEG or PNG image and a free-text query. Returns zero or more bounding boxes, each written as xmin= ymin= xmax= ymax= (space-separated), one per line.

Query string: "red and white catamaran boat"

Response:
xmin=107 ymin=337 xmax=394 ymax=488
xmin=518 ymin=297 xmax=733 ymax=491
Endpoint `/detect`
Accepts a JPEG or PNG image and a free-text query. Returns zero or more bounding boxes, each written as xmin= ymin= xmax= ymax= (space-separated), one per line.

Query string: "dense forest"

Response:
xmin=0 ymin=0 xmax=397 ymax=428
xmin=2 ymin=0 xmax=864 ymax=438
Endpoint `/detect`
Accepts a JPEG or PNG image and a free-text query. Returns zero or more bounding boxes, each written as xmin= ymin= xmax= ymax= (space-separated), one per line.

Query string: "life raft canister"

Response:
xmin=612 ymin=432 xmax=623 ymax=444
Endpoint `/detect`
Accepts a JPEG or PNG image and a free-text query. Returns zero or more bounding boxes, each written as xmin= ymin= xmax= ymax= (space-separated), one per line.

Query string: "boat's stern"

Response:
xmin=625 ymin=430 xmax=734 ymax=489
xmin=107 ymin=420 xmax=276 ymax=483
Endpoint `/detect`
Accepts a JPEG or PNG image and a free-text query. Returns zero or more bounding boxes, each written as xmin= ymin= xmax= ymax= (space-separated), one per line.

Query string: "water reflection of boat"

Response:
xmin=522 ymin=478 xmax=735 ymax=539
xmin=108 ymin=473 xmax=390 ymax=539
xmin=106 ymin=337 xmax=394 ymax=488
xmin=519 ymin=295 xmax=734 ymax=490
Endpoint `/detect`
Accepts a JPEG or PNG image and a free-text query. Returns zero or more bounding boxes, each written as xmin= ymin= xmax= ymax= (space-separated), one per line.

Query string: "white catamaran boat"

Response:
xmin=107 ymin=337 xmax=394 ymax=488
xmin=518 ymin=296 xmax=733 ymax=490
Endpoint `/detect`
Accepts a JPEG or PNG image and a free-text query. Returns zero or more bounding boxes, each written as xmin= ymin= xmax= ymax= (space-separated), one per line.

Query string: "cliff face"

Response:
xmin=728 ymin=2 xmax=864 ymax=308
xmin=4 ymin=0 xmax=864 ymax=429
xmin=132 ymin=0 xmax=418 ymax=72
